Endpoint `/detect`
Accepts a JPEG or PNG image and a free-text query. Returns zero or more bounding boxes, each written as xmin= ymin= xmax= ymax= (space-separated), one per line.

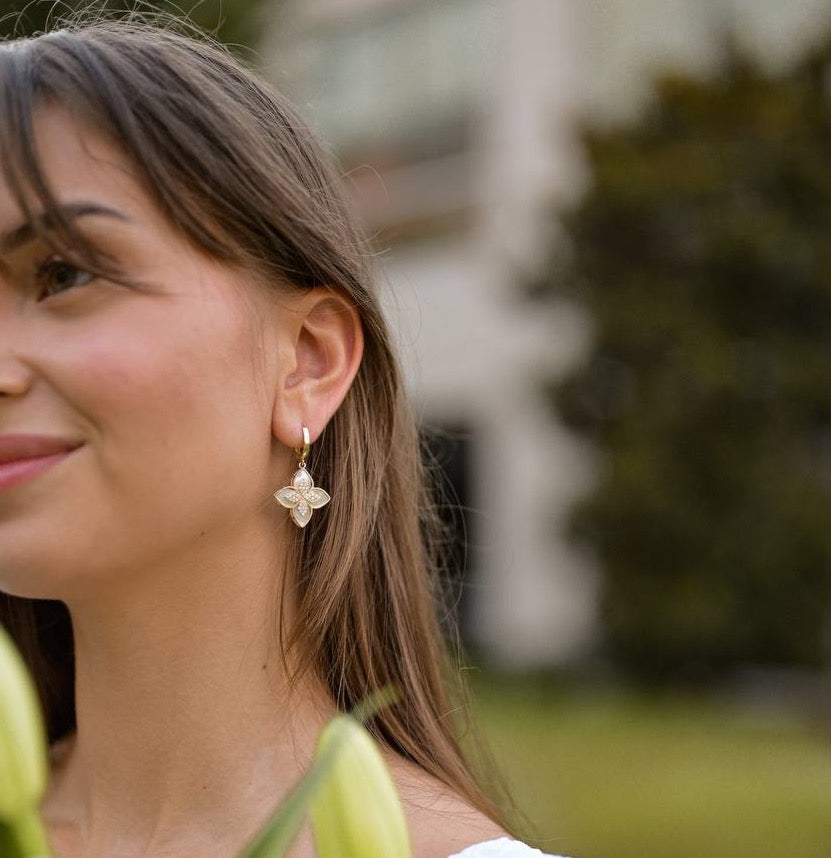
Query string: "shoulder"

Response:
xmin=383 ymin=755 xmax=573 ymax=858
xmin=383 ymin=752 xmax=510 ymax=858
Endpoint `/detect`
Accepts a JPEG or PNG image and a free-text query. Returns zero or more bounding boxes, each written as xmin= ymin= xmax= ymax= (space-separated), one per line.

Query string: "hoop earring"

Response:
xmin=274 ymin=426 xmax=331 ymax=528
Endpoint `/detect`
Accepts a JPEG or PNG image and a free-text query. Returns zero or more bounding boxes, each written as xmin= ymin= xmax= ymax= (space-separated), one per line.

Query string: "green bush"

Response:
xmin=0 ymin=0 xmax=271 ymax=54
xmin=544 ymin=39 xmax=831 ymax=681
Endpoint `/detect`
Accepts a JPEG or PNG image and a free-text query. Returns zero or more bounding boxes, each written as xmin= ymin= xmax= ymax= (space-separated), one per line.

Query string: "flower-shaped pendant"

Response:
xmin=274 ymin=467 xmax=331 ymax=528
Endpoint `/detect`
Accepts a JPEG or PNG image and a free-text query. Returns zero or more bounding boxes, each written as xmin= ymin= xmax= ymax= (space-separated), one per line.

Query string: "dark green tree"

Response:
xmin=0 ymin=0 xmax=272 ymax=56
xmin=544 ymin=38 xmax=831 ymax=682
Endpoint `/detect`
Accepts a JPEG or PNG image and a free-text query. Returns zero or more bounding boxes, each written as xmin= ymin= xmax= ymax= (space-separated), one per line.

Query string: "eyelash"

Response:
xmin=34 ymin=256 xmax=96 ymax=300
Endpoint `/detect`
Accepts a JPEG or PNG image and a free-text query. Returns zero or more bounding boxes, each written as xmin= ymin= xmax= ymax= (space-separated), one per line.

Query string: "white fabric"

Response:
xmin=447 ymin=837 xmax=569 ymax=857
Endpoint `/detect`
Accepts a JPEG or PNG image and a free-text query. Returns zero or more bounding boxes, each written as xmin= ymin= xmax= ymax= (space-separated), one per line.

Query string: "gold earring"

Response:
xmin=274 ymin=426 xmax=331 ymax=528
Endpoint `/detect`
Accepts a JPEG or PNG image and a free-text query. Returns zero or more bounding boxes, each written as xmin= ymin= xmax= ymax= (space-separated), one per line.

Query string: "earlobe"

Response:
xmin=271 ymin=287 xmax=364 ymax=448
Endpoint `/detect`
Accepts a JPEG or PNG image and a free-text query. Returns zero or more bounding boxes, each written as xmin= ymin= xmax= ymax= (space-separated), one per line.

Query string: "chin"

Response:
xmin=0 ymin=563 xmax=73 ymax=601
xmin=0 ymin=538 xmax=97 ymax=602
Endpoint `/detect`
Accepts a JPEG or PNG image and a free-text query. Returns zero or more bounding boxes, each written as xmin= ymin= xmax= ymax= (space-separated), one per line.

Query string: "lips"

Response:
xmin=0 ymin=434 xmax=83 ymax=466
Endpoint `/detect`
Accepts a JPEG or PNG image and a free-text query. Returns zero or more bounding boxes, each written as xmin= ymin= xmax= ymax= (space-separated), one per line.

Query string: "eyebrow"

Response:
xmin=0 ymin=201 xmax=130 ymax=254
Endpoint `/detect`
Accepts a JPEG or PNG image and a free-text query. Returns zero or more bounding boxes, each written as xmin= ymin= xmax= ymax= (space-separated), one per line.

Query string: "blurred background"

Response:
xmin=5 ymin=0 xmax=831 ymax=855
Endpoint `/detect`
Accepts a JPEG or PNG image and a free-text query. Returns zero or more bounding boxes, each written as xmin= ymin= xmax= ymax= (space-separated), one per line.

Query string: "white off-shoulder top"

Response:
xmin=448 ymin=837 xmax=569 ymax=857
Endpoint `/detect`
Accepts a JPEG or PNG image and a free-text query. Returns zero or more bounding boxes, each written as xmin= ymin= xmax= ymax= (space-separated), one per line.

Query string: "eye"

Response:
xmin=35 ymin=256 xmax=95 ymax=300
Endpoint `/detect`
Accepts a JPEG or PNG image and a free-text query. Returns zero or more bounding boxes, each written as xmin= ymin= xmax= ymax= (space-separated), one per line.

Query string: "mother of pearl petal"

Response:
xmin=293 ymin=469 xmax=313 ymax=490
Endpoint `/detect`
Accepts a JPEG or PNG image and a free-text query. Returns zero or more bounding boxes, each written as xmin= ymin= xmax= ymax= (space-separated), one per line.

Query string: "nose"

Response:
xmin=0 ymin=359 xmax=31 ymax=397
xmin=0 ymin=296 xmax=33 ymax=398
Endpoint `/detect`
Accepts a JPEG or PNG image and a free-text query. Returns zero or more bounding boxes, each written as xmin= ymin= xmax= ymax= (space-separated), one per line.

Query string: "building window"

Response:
xmin=293 ymin=0 xmax=500 ymax=169
xmin=420 ymin=422 xmax=477 ymax=641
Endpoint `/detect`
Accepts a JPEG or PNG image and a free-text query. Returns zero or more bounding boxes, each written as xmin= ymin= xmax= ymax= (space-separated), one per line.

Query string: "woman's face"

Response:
xmin=0 ymin=107 xmax=290 ymax=601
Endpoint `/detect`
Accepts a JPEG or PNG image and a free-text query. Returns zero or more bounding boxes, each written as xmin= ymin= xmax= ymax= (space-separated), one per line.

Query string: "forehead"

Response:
xmin=0 ymin=105 xmax=153 ymax=230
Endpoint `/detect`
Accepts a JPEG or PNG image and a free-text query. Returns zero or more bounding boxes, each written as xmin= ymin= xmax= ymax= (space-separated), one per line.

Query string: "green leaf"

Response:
xmin=236 ymin=727 xmax=345 ymax=858
xmin=310 ymin=715 xmax=412 ymax=858
xmin=8 ymin=809 xmax=50 ymax=857
xmin=0 ymin=820 xmax=20 ymax=857
xmin=237 ymin=685 xmax=402 ymax=858
xmin=348 ymin=684 xmax=400 ymax=725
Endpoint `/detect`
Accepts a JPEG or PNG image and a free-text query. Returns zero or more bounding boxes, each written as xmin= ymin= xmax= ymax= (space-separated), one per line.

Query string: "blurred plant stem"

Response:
xmin=0 ymin=625 xmax=50 ymax=857
xmin=1 ymin=614 xmax=408 ymax=858
xmin=239 ymin=685 xmax=405 ymax=858
xmin=6 ymin=809 xmax=50 ymax=857
xmin=310 ymin=716 xmax=412 ymax=858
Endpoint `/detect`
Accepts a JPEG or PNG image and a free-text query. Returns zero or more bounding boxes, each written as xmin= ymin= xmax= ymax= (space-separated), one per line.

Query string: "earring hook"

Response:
xmin=294 ymin=425 xmax=311 ymax=468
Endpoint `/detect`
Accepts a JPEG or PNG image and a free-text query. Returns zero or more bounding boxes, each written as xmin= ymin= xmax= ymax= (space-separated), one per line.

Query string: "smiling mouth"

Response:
xmin=0 ymin=448 xmax=81 ymax=495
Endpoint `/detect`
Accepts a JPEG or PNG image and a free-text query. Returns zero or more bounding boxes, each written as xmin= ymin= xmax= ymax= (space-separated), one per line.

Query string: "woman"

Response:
xmin=0 ymin=13 xmax=567 ymax=858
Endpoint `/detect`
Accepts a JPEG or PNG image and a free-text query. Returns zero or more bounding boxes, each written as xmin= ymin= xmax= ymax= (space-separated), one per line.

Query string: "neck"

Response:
xmin=40 ymin=514 xmax=334 ymax=858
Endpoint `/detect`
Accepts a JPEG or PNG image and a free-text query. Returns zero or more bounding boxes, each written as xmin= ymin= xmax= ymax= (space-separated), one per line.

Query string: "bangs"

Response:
xmin=0 ymin=38 xmax=98 ymax=267
xmin=0 ymin=20 xmax=366 ymax=295
xmin=0 ymin=27 xmax=244 ymax=280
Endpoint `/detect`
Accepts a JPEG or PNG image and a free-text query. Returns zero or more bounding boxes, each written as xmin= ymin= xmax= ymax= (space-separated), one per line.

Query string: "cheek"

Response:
xmin=38 ymin=304 xmax=273 ymax=556
xmin=59 ymin=316 xmax=230 ymax=448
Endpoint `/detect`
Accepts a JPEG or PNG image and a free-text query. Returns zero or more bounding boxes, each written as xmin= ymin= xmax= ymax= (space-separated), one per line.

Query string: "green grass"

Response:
xmin=467 ymin=676 xmax=831 ymax=858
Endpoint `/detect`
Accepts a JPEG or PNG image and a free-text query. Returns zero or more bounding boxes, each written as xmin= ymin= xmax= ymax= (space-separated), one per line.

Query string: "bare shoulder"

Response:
xmin=384 ymin=752 xmax=510 ymax=858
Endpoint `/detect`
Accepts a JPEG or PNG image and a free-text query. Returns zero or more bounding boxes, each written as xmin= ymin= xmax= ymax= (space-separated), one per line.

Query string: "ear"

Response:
xmin=271 ymin=286 xmax=364 ymax=450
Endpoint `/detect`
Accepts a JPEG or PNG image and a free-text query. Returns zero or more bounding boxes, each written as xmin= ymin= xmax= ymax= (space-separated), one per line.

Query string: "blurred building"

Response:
xmin=263 ymin=0 xmax=831 ymax=668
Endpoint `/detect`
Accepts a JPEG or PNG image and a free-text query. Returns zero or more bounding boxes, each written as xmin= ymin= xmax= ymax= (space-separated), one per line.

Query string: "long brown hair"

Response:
xmin=0 ymin=9 xmax=515 ymax=832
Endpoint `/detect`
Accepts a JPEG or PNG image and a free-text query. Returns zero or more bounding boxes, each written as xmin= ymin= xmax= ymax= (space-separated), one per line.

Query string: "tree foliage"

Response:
xmin=546 ymin=37 xmax=831 ymax=681
xmin=0 ymin=0 xmax=272 ymax=56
